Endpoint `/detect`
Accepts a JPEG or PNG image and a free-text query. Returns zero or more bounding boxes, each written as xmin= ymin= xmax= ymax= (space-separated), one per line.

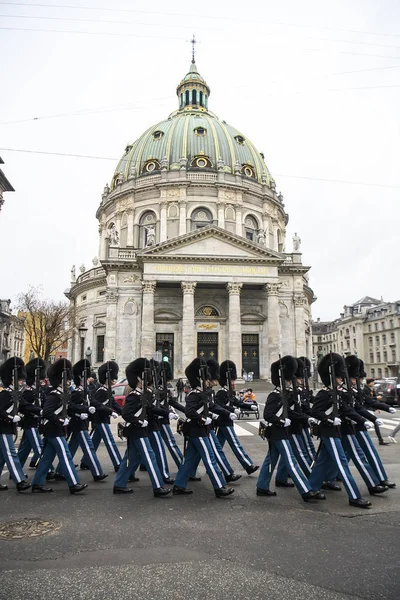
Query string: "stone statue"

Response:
xmin=278 ymin=192 xmax=283 ymax=203
xmin=160 ymin=156 xmax=169 ymax=170
xmin=217 ymin=156 xmax=225 ymax=171
xmin=103 ymin=183 xmax=110 ymax=195
xmin=293 ymin=232 xmax=301 ymax=251
xmin=234 ymin=160 xmax=241 ymax=174
xmin=92 ymin=256 xmax=99 ymax=267
xmin=79 ymin=264 xmax=85 ymax=274
xmin=145 ymin=225 xmax=156 ymax=247
xmin=180 ymin=156 xmax=187 ymax=170
xmin=108 ymin=223 xmax=119 ymax=246
xmin=70 ymin=265 xmax=76 ymax=282
xmin=129 ymin=162 xmax=137 ymax=179
xmin=85 ymin=347 xmax=92 ymax=365
xmin=257 ymin=229 xmax=266 ymax=244
xmin=270 ymin=180 xmax=276 ymax=191
xmin=115 ymin=172 xmax=123 ymax=185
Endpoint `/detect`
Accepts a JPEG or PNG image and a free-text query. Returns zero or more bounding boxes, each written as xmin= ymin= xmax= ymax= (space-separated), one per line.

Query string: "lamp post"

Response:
xmin=78 ymin=326 xmax=88 ymax=360
xmin=311 ymin=356 xmax=316 ymax=391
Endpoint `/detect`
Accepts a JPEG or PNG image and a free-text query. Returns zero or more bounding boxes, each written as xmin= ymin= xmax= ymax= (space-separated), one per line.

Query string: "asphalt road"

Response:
xmin=0 ymin=404 xmax=399 ymax=600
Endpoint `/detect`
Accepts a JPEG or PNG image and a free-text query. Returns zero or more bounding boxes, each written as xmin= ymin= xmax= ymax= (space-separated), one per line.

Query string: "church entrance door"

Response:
xmin=242 ymin=334 xmax=259 ymax=380
xmin=197 ymin=332 xmax=218 ymax=362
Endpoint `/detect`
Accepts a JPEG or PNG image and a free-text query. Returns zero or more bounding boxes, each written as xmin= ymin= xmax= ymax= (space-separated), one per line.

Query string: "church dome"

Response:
xmin=111 ymin=61 xmax=273 ymax=189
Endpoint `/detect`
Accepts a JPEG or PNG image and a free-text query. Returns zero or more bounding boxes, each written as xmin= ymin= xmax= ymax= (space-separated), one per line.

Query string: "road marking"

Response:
xmin=233 ymin=424 xmax=253 ymax=436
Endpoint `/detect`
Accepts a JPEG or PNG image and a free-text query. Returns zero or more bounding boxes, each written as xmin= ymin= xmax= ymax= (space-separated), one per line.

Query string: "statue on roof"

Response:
xmin=293 ymin=232 xmax=301 ymax=252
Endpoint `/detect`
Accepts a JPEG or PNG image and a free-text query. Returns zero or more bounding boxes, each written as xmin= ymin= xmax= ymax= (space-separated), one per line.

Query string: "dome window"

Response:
xmin=153 ymin=131 xmax=164 ymax=140
xmin=125 ymin=144 xmax=133 ymax=154
xmin=142 ymin=159 xmax=161 ymax=174
xmin=241 ymin=164 xmax=256 ymax=179
xmin=235 ymin=135 xmax=245 ymax=145
xmin=194 ymin=127 xmax=207 ymax=136
xmin=191 ymin=155 xmax=213 ymax=169
xmin=191 ymin=207 xmax=213 ymax=230
xmin=244 ymin=215 xmax=258 ymax=242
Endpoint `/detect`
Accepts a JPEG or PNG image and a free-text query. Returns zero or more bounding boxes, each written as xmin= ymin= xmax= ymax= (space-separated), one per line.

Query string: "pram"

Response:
xmin=237 ymin=388 xmax=259 ymax=420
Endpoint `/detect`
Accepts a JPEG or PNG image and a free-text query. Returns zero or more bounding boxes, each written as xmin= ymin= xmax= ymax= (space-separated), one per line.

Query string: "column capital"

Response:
xmin=160 ymin=200 xmax=167 ymax=209
xmin=294 ymin=294 xmax=307 ymax=307
xmin=142 ymin=280 xmax=157 ymax=294
xmin=226 ymin=282 xmax=243 ymax=295
xmin=181 ymin=281 xmax=197 ymax=294
xmin=266 ymin=282 xmax=281 ymax=296
xmin=105 ymin=289 xmax=118 ymax=303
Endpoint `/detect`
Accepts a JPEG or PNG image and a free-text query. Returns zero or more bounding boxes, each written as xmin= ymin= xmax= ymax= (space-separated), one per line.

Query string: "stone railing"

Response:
xmin=282 ymin=253 xmax=302 ymax=265
xmin=187 ymin=173 xmax=217 ymax=182
xmin=76 ymin=266 xmax=105 ymax=284
xmin=108 ymin=247 xmax=137 ymax=260
xmin=135 ymin=174 xmax=162 ymax=188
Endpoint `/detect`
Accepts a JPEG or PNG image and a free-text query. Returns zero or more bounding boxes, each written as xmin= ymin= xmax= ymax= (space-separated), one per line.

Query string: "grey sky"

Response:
xmin=1 ymin=0 xmax=399 ymax=321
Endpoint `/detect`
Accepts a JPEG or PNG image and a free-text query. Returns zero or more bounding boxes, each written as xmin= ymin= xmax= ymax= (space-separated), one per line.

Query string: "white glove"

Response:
xmin=111 ymin=412 xmax=118 ymax=419
xmin=364 ymin=421 xmax=374 ymax=430
xmin=10 ymin=415 xmax=21 ymax=423
xmin=62 ymin=417 xmax=70 ymax=426
xmin=283 ymin=418 xmax=291 ymax=427
xmin=80 ymin=413 xmax=88 ymax=420
xmin=389 ymin=407 xmax=397 ymax=414
xmin=204 ymin=417 xmax=212 ymax=426
xmin=229 ymin=413 xmax=238 ymax=421
xmin=375 ymin=418 xmax=383 ymax=426
xmin=40 ymin=410 xmax=43 ymax=417
xmin=88 ymin=406 xmax=96 ymax=414
xmin=234 ymin=408 xmax=241 ymax=417
xmin=140 ymin=419 xmax=148 ymax=428
xmin=333 ymin=417 xmax=341 ymax=426
xmin=308 ymin=417 xmax=317 ymax=425
xmin=211 ymin=413 xmax=219 ymax=420
xmin=169 ymin=412 xmax=178 ymax=420
xmin=251 ymin=405 xmax=258 ymax=411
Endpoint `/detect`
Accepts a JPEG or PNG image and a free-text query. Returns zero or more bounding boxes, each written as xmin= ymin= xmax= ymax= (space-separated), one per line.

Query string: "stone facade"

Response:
xmin=0 ymin=156 xmax=15 ymax=214
xmin=0 ymin=300 xmax=25 ymax=366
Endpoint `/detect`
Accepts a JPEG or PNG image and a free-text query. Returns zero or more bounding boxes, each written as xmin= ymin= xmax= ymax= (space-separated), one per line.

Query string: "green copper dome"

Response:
xmin=111 ymin=62 xmax=273 ymax=188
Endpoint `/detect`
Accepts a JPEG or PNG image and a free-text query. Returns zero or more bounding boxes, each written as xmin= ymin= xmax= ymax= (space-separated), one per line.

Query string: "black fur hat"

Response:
xmin=185 ymin=358 xmax=209 ymax=389
xmin=72 ymin=359 xmax=91 ymax=387
xmin=0 ymin=357 xmax=26 ymax=387
xmin=161 ymin=360 xmax=172 ymax=382
xmin=125 ymin=358 xmax=151 ymax=388
xmin=98 ymin=361 xmax=119 ymax=384
xmin=207 ymin=359 xmax=220 ymax=382
xmin=219 ymin=360 xmax=237 ymax=386
xmin=295 ymin=358 xmax=305 ymax=379
xmin=25 ymin=358 xmax=46 ymax=386
xmin=298 ymin=356 xmax=311 ymax=378
xmin=359 ymin=359 xmax=367 ymax=378
xmin=345 ymin=355 xmax=360 ymax=379
xmin=271 ymin=355 xmax=298 ymax=387
xmin=318 ymin=353 xmax=345 ymax=387
xmin=47 ymin=359 xmax=72 ymax=388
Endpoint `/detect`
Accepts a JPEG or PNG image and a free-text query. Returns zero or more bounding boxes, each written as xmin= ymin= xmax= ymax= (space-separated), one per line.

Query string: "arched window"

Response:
xmin=244 ymin=215 xmax=258 ymax=242
xmin=192 ymin=89 xmax=197 ymax=105
xmin=195 ymin=306 xmax=219 ymax=317
xmin=185 ymin=90 xmax=190 ymax=105
xmin=190 ymin=154 xmax=213 ymax=169
xmin=139 ymin=211 xmax=157 ymax=248
xmin=141 ymin=159 xmax=161 ymax=174
xmin=199 ymin=91 xmax=203 ymax=106
xmin=277 ymin=229 xmax=283 ymax=252
xmin=191 ymin=207 xmax=213 ymax=230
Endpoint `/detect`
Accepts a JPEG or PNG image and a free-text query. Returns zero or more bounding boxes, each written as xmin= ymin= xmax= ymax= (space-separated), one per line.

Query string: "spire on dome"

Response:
xmin=190 ymin=34 xmax=197 ymax=64
xmin=176 ymin=39 xmax=210 ymax=111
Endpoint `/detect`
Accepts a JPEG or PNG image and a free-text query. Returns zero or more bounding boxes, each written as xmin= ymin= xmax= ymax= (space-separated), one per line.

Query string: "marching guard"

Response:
xmin=17 ymin=358 xmax=46 ymax=470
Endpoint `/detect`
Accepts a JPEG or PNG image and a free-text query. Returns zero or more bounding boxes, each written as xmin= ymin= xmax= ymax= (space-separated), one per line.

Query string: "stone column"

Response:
xmin=217 ymin=201 xmax=225 ymax=228
xmin=104 ymin=290 xmax=118 ymax=360
xmin=227 ymin=282 xmax=243 ymax=376
xmin=266 ymin=282 xmax=282 ymax=365
xmin=294 ymin=294 xmax=307 ymax=357
xmin=181 ymin=281 xmax=197 ymax=362
xmin=127 ymin=210 xmax=134 ymax=246
xmin=160 ymin=201 xmax=167 ymax=242
xmin=235 ymin=206 xmax=242 ymax=236
xmin=141 ymin=281 xmax=156 ymax=357
xmin=179 ymin=200 xmax=187 ymax=236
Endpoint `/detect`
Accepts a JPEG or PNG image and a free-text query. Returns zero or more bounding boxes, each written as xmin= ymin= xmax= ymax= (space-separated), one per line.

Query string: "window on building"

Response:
xmin=345 ymin=328 xmax=349 ymax=337
xmin=369 ymin=352 xmax=374 ymax=363
xmin=383 ymin=334 xmax=387 ymax=344
xmin=352 ymin=326 xmax=356 ymax=333
xmin=378 ymin=368 xmax=382 ymax=378
xmin=369 ymin=336 xmax=373 ymax=346
xmin=390 ymin=319 xmax=394 ymax=328
xmin=381 ymin=321 xmax=385 ymax=330
xmin=346 ymin=339 xmax=350 ymax=349
xmin=385 ymin=368 xmax=389 ymax=377
xmin=392 ymin=350 xmax=396 ymax=361
xmin=340 ymin=330 xmax=343 ymax=337
xmin=375 ymin=323 xmax=378 ymax=331
xmin=81 ymin=295 xmax=87 ymax=302
xmin=375 ymin=335 xmax=379 ymax=345
xmin=139 ymin=211 xmax=157 ymax=247
xmin=244 ymin=215 xmax=258 ymax=242
xmin=341 ymin=342 xmax=343 ymax=351
xmin=317 ymin=336 xmax=322 ymax=342
xmin=391 ymin=332 xmax=395 ymax=343
xmin=371 ymin=368 xmax=375 ymax=377
xmin=384 ymin=351 xmax=388 ymax=361
xmin=353 ymin=338 xmax=356 ymax=348
xmin=191 ymin=207 xmax=213 ymax=230
xmin=377 ymin=351 xmax=381 ymax=362
xmin=368 ymin=324 xmax=371 ymax=332
xmin=96 ymin=335 xmax=105 ymax=363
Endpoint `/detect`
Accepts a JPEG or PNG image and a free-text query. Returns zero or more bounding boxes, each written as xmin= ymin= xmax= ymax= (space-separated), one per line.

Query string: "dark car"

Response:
xmin=372 ymin=378 xmax=400 ymax=406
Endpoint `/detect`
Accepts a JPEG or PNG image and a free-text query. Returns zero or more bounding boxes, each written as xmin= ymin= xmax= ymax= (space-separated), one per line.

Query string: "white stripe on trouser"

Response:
xmin=281 ymin=439 xmax=309 ymax=494
xmin=209 ymin=434 xmax=230 ymax=475
xmin=302 ymin=430 xmax=314 ymax=459
xmin=198 ymin=437 xmax=223 ymax=488
xmin=100 ymin=424 xmax=120 ymax=465
xmin=2 ymin=434 xmax=20 ymax=481
xmin=154 ymin=432 xmax=168 ymax=478
xmin=139 ymin=438 xmax=162 ymax=489
xmin=359 ymin=431 xmax=385 ymax=481
xmin=346 ymin=435 xmax=375 ymax=487
xmin=161 ymin=425 xmax=182 ymax=464
xmin=80 ymin=431 xmax=100 ymax=476
xmin=329 ymin=437 xmax=357 ymax=499
xmin=225 ymin=426 xmax=252 ymax=466
xmin=291 ymin=435 xmax=311 ymax=473
xmin=55 ymin=437 xmax=77 ymax=485
xmin=31 ymin=429 xmax=42 ymax=456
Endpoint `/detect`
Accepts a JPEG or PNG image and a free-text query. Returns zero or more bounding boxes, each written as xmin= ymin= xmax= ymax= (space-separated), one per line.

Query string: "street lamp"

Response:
xmin=78 ymin=326 xmax=88 ymax=360
xmin=311 ymin=356 xmax=316 ymax=390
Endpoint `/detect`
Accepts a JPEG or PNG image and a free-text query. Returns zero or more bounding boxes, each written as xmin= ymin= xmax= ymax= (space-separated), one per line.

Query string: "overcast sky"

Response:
xmin=1 ymin=0 xmax=399 ymax=320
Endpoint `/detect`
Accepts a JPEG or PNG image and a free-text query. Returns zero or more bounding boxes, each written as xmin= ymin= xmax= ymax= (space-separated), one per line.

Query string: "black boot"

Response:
xmin=163 ymin=477 xmax=175 ymax=484
xmin=381 ymin=480 xmax=396 ymax=488
xmin=93 ymin=474 xmax=108 ymax=482
xmin=173 ymin=486 xmax=193 ymax=495
xmin=379 ymin=440 xmax=390 ymax=445
xmin=312 ymin=491 xmax=326 ymax=500
xmin=0 ymin=483 xmax=8 ymax=491
xmin=32 ymin=484 xmax=53 ymax=493
xmin=215 ymin=486 xmax=235 ymax=498
xmin=189 ymin=476 xmax=201 ymax=482
xmin=153 ymin=487 xmax=172 ymax=498
xmin=256 ymin=488 xmax=276 ymax=497
xmin=113 ymin=486 xmax=133 ymax=494
xmin=29 ymin=460 xmax=37 ymax=468
xmin=245 ymin=465 xmax=259 ymax=475
xmin=16 ymin=480 xmax=31 ymax=492
xmin=275 ymin=480 xmax=295 ymax=488
xmin=226 ymin=474 xmax=242 ymax=482
xmin=349 ymin=498 xmax=372 ymax=508
xmin=368 ymin=485 xmax=388 ymax=495
xmin=302 ymin=491 xmax=318 ymax=502
xmin=139 ymin=464 xmax=147 ymax=472
xmin=321 ymin=482 xmax=341 ymax=491
xmin=69 ymin=483 xmax=88 ymax=494
xmin=46 ymin=471 xmax=56 ymax=481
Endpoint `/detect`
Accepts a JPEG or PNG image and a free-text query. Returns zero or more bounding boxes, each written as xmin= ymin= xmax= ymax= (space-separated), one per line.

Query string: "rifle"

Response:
xmin=151 ymin=361 xmax=161 ymax=408
xmin=61 ymin=359 xmax=70 ymax=436
xmin=328 ymin=352 xmax=341 ymax=436
xmin=82 ymin=362 xmax=89 ymax=407
xmin=105 ymin=361 xmax=114 ymax=412
xmin=160 ymin=363 xmax=169 ymax=410
xmin=278 ymin=354 xmax=289 ymax=422
xmin=11 ymin=357 xmax=21 ymax=439
xmin=199 ymin=364 xmax=209 ymax=418
xmin=342 ymin=360 xmax=356 ymax=407
xmin=226 ymin=367 xmax=234 ymax=399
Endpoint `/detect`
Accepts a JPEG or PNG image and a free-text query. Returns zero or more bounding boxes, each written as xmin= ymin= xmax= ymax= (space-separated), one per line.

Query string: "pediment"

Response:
xmin=139 ymin=226 xmax=283 ymax=263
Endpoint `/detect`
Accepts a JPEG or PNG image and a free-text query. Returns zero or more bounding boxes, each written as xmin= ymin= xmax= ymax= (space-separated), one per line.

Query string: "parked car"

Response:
xmin=372 ymin=378 xmax=400 ymax=405
xmin=112 ymin=384 xmax=127 ymax=408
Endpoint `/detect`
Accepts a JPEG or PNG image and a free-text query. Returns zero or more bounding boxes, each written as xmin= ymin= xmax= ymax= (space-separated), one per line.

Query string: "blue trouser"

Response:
xmin=217 ymin=425 xmax=254 ymax=469
xmin=33 ymin=436 xmax=80 ymax=487
xmin=289 ymin=433 xmax=312 ymax=476
xmin=57 ymin=430 xmax=103 ymax=478
xmin=191 ymin=430 xmax=234 ymax=478
xmin=341 ymin=433 xmax=380 ymax=489
xmin=308 ymin=436 xmax=360 ymax=500
xmin=355 ymin=429 xmax=388 ymax=483
xmin=0 ymin=433 xmax=26 ymax=483
xmin=257 ymin=438 xmax=311 ymax=496
xmin=114 ymin=436 xmax=164 ymax=490
xmin=148 ymin=430 xmax=170 ymax=480
xmin=81 ymin=423 xmax=122 ymax=469
xmin=175 ymin=436 xmax=226 ymax=490
xmin=18 ymin=427 xmax=43 ymax=468
xmin=160 ymin=423 xmax=183 ymax=468
xmin=301 ymin=427 xmax=316 ymax=460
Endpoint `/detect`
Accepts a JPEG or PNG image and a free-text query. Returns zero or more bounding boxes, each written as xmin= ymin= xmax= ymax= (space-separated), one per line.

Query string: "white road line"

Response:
xmin=233 ymin=424 xmax=253 ymax=436
xmin=245 ymin=421 xmax=261 ymax=429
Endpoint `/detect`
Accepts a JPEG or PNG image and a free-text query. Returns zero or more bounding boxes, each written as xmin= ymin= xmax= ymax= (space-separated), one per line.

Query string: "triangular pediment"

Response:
xmin=139 ymin=226 xmax=284 ymax=262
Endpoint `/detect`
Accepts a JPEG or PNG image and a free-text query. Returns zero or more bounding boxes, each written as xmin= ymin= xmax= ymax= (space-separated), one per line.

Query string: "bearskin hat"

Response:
xmin=298 ymin=356 xmax=311 ymax=378
xmin=0 ymin=356 xmax=26 ymax=387
xmin=72 ymin=359 xmax=91 ymax=387
xmin=345 ymin=355 xmax=361 ymax=379
xmin=125 ymin=358 xmax=151 ymax=388
xmin=318 ymin=353 xmax=345 ymax=387
xmin=161 ymin=360 xmax=172 ymax=382
xmin=295 ymin=358 xmax=305 ymax=378
xmin=219 ymin=360 xmax=237 ymax=386
xmin=207 ymin=359 xmax=220 ymax=382
xmin=185 ymin=358 xmax=210 ymax=389
xmin=271 ymin=355 xmax=298 ymax=387
xmin=359 ymin=359 xmax=367 ymax=379
xmin=25 ymin=358 xmax=46 ymax=386
xmin=98 ymin=361 xmax=119 ymax=384
xmin=47 ymin=359 xmax=72 ymax=388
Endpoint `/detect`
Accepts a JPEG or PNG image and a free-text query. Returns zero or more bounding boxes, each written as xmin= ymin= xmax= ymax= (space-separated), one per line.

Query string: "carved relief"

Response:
xmin=279 ymin=301 xmax=289 ymax=317
xmin=294 ymin=295 xmax=307 ymax=307
xmin=168 ymin=203 xmax=179 ymax=218
xmin=122 ymin=275 xmax=140 ymax=284
xmin=124 ymin=299 xmax=138 ymax=315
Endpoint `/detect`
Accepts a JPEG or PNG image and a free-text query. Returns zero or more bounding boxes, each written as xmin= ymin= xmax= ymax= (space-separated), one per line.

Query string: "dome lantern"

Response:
xmin=176 ymin=37 xmax=210 ymax=112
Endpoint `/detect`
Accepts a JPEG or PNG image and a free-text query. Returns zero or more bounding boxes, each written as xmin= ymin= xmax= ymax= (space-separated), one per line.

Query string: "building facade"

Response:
xmin=67 ymin=60 xmax=314 ymax=378
xmin=0 ymin=300 xmax=25 ymax=366
xmin=0 ymin=156 xmax=15 ymax=214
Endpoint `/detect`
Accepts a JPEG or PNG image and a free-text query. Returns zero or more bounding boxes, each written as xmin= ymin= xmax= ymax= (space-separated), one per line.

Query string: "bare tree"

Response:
xmin=17 ymin=286 xmax=78 ymax=363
